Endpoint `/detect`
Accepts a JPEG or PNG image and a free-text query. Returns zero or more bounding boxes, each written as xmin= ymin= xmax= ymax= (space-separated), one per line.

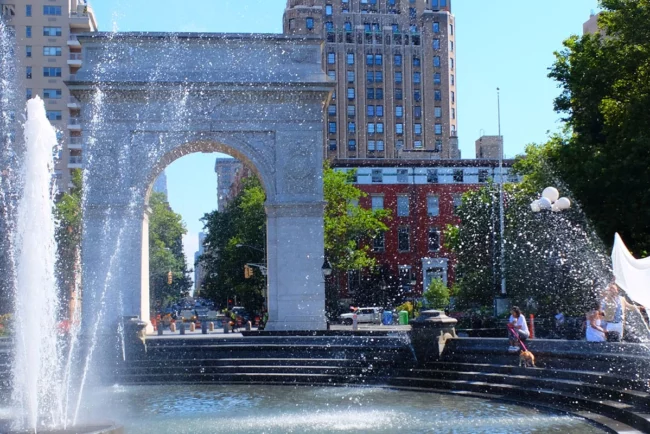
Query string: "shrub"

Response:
xmin=423 ymin=278 xmax=450 ymax=309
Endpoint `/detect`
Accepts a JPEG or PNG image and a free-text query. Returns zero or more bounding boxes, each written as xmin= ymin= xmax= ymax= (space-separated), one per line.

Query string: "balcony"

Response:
xmin=67 ymin=96 xmax=80 ymax=109
xmin=68 ymin=136 xmax=82 ymax=150
xmin=69 ymin=10 xmax=97 ymax=31
xmin=67 ymin=53 xmax=82 ymax=67
xmin=68 ymin=155 xmax=83 ymax=168
xmin=67 ymin=35 xmax=81 ymax=48
xmin=68 ymin=117 xmax=81 ymax=131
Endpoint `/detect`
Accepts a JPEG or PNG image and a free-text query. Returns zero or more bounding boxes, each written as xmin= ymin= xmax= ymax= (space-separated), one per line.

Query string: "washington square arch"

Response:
xmin=68 ymin=33 xmax=334 ymax=331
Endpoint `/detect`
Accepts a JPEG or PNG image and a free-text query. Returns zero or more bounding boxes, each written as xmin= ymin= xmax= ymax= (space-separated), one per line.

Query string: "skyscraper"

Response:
xmin=1 ymin=0 xmax=98 ymax=191
xmin=284 ymin=0 xmax=459 ymax=160
xmin=214 ymin=157 xmax=243 ymax=211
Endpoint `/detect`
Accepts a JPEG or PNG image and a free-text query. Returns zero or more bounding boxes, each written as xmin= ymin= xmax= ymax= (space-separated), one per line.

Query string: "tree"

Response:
xmin=54 ymin=169 xmax=83 ymax=320
xmin=323 ymin=163 xmax=390 ymax=319
xmin=423 ymin=278 xmax=450 ymax=310
xmin=148 ymin=192 xmax=192 ymax=310
xmin=548 ymin=0 xmax=650 ymax=257
xmin=199 ymin=177 xmax=266 ymax=314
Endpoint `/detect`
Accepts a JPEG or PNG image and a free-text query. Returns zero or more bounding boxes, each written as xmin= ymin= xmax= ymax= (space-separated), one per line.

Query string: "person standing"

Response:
xmin=507 ymin=306 xmax=530 ymax=351
xmin=601 ymin=283 xmax=632 ymax=341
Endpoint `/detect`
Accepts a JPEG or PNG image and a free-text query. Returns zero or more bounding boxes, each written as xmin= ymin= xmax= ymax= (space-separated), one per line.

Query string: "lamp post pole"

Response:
xmin=497 ymin=88 xmax=506 ymax=296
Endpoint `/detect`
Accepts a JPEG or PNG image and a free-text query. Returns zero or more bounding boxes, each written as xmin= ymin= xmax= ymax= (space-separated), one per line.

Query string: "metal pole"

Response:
xmin=498 ymin=88 xmax=506 ymax=295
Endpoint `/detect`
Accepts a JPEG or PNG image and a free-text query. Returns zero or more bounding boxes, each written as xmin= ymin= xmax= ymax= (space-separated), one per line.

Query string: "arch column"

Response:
xmin=264 ymin=201 xmax=326 ymax=331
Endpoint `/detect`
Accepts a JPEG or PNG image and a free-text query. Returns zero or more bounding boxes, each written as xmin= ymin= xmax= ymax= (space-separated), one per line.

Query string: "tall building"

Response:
xmin=284 ymin=0 xmax=459 ymax=161
xmin=583 ymin=11 xmax=601 ymax=35
xmin=1 ymin=0 xmax=98 ymax=191
xmin=214 ymin=157 xmax=243 ymax=211
xmin=194 ymin=232 xmax=206 ymax=294
xmin=152 ymin=170 xmax=168 ymax=197
xmin=475 ymin=135 xmax=502 ymax=159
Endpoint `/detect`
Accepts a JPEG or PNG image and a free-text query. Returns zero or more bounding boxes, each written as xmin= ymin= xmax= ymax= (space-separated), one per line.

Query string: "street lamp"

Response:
xmin=530 ymin=187 xmax=571 ymax=213
xmin=321 ymin=258 xmax=333 ymax=277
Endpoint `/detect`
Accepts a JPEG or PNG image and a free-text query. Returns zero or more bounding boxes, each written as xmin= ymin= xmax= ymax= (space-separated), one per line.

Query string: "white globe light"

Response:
xmin=530 ymin=200 xmax=541 ymax=212
xmin=556 ymin=197 xmax=571 ymax=210
xmin=539 ymin=197 xmax=552 ymax=209
xmin=542 ymin=187 xmax=560 ymax=203
xmin=551 ymin=203 xmax=561 ymax=212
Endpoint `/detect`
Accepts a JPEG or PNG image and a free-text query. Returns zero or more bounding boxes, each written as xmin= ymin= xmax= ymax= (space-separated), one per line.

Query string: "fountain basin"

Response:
xmin=0 ymin=423 xmax=122 ymax=434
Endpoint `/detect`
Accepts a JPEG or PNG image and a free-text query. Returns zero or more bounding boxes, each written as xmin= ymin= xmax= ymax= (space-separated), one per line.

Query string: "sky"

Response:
xmin=89 ymin=0 xmax=600 ymax=286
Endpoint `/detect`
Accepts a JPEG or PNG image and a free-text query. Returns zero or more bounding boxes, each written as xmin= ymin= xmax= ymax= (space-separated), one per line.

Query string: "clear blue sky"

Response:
xmin=89 ymin=0 xmax=599 ymax=281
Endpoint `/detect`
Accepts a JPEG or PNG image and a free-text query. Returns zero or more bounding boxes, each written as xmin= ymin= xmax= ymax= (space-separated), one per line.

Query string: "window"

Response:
xmin=376 ymin=105 xmax=383 ymax=117
xmin=451 ymin=91 xmax=455 ymax=103
xmin=325 ymin=4 xmax=333 ymax=15
xmin=397 ymin=169 xmax=408 ymax=183
xmin=26 ymin=88 xmax=32 ymax=100
xmin=328 ymin=122 xmax=337 ymax=133
xmin=394 ymin=72 xmax=402 ymax=84
xmin=325 ymin=21 xmax=334 ymax=32
xmin=398 ymin=227 xmax=410 ymax=251
xmin=450 ymin=58 xmax=454 ymax=69
xmin=394 ymin=54 xmax=402 ymax=66
xmin=376 ymin=140 xmax=384 ymax=151
xmin=435 ymin=139 xmax=443 ymax=152
xmin=413 ymin=56 xmax=421 ymax=67
xmin=43 ymin=5 xmax=62 ymax=15
xmin=366 ymin=54 xmax=374 ymax=65
xmin=453 ymin=169 xmax=464 ymax=183
xmin=433 ymin=56 xmax=441 ymax=67
xmin=347 ymin=53 xmax=354 ymax=64
xmin=396 ymin=123 xmax=403 ymax=134
xmin=368 ymin=140 xmax=375 ymax=151
xmin=329 ymin=140 xmax=337 ymax=151
xmin=479 ymin=169 xmax=489 ymax=183
xmin=26 ymin=46 xmax=32 ymax=58
xmin=433 ymin=39 xmax=440 ymax=50
xmin=453 ymin=194 xmax=462 ymax=213
xmin=376 ymin=122 xmax=384 ymax=133
xmin=348 ymin=139 xmax=357 ymax=151
xmin=395 ymin=88 xmax=403 ymax=100
xmin=347 ymin=88 xmax=355 ymax=100
xmin=414 ymin=124 xmax=422 ymax=136
xmin=371 ymin=169 xmax=382 ymax=183
xmin=347 ymin=71 xmax=355 ymax=82
xmin=328 ymin=105 xmax=336 ymax=116
xmin=414 ymin=140 xmax=422 ymax=148
xmin=434 ymin=90 xmax=441 ymax=101
xmin=450 ymin=22 xmax=454 ymax=35
xmin=367 ymin=88 xmax=375 ymax=100
xmin=414 ymin=90 xmax=421 ymax=102
xmin=375 ymin=54 xmax=382 ymax=65
xmin=435 ymin=124 xmax=442 ymax=135
xmin=327 ymin=70 xmax=336 ymax=80
xmin=43 ymin=88 xmax=62 ymax=99
xmin=434 ymin=73 xmax=441 ymax=84
xmin=367 ymin=123 xmax=375 ymax=133
xmin=427 ymin=169 xmax=439 ymax=183
xmin=43 ymin=27 xmax=62 ymax=37
xmin=433 ymin=22 xmax=440 ymax=33
xmin=435 ymin=107 xmax=442 ymax=118
xmin=373 ymin=232 xmax=385 ymax=252
xmin=450 ymin=41 xmax=454 ymax=51
xmin=451 ymin=74 xmax=455 ymax=85
xmin=395 ymin=105 xmax=403 ymax=117
xmin=26 ymin=5 xmax=32 ymax=16
xmin=366 ymin=71 xmax=373 ymax=83
xmin=345 ymin=105 xmax=355 ymax=117
xmin=414 ymin=106 xmax=422 ymax=119
xmin=348 ymin=122 xmax=356 ymax=133
xmin=289 ymin=19 xmax=296 ymax=30
xmin=413 ymin=72 xmax=421 ymax=84
xmin=306 ymin=17 xmax=314 ymax=30
xmin=371 ymin=195 xmax=384 ymax=210
xmin=428 ymin=228 xmax=441 ymax=252
xmin=327 ymin=52 xmax=335 ymax=64
xmin=46 ymin=110 xmax=62 ymax=121
xmin=367 ymin=105 xmax=375 ymax=117
xmin=43 ymin=46 xmax=62 ymax=56
xmin=26 ymin=66 xmax=32 ymax=79
xmin=452 ymin=108 xmax=456 ymax=119
xmin=26 ymin=26 xmax=31 ymax=38
xmin=397 ymin=195 xmax=409 ymax=217
xmin=427 ymin=195 xmax=439 ymax=216
xmin=375 ymin=71 xmax=383 ymax=83
xmin=376 ymin=88 xmax=383 ymax=99
xmin=344 ymin=22 xmax=352 ymax=31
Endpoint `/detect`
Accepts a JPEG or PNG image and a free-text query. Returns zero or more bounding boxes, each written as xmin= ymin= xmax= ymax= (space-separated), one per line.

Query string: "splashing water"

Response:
xmin=11 ymin=97 xmax=63 ymax=431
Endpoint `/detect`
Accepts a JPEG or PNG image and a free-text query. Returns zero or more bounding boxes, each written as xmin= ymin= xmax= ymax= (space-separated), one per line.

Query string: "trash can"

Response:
xmin=382 ymin=311 xmax=393 ymax=325
xmin=399 ymin=310 xmax=409 ymax=325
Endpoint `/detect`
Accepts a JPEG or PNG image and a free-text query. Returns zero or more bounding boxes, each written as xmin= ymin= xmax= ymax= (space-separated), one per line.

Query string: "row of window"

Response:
xmin=23 ymin=5 xmax=62 ymax=16
xmin=26 ymin=67 xmax=63 ymax=79
xmin=335 ymin=86 xmax=451 ymax=103
xmin=24 ymin=26 xmax=63 ymax=38
xmin=24 ymin=46 xmax=62 ymax=57
xmin=373 ymin=226 xmax=442 ymax=253
xmin=329 ymin=52 xmax=450 ymax=69
xmin=370 ymin=194 xmax=460 ymax=217
xmin=328 ymin=139 xmax=442 ymax=152
xmin=328 ymin=121 xmax=451 ymax=136
xmin=368 ymin=168 xmax=488 ymax=183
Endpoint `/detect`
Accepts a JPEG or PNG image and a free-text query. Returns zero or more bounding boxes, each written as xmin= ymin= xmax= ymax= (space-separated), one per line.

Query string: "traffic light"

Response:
xmin=244 ymin=265 xmax=253 ymax=279
xmin=167 ymin=270 xmax=172 ymax=285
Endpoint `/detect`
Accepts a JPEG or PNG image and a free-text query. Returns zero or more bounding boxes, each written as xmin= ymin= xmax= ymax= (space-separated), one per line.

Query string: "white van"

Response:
xmin=339 ymin=307 xmax=382 ymax=325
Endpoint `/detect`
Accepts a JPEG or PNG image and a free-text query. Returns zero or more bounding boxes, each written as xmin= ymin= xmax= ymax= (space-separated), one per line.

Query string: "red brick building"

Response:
xmin=332 ymin=158 xmax=517 ymax=303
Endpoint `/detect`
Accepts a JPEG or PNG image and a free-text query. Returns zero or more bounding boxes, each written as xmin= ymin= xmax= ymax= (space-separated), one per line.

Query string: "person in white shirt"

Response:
xmin=508 ymin=306 xmax=530 ymax=351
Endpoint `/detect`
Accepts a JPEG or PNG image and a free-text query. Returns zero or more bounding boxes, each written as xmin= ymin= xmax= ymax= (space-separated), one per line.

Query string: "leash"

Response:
xmin=509 ymin=325 xmax=529 ymax=352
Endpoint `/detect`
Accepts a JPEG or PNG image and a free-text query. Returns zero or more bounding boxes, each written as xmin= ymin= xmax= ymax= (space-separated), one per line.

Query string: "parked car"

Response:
xmin=339 ymin=307 xmax=383 ymax=325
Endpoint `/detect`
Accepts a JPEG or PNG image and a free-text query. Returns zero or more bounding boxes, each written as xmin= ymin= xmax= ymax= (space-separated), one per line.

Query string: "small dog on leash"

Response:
xmin=519 ymin=350 xmax=536 ymax=368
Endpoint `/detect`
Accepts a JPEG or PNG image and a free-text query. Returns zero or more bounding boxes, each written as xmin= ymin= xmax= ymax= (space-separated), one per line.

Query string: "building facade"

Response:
xmin=1 ymin=0 xmax=97 ymax=191
xmin=583 ymin=12 xmax=601 ymax=35
xmin=284 ymin=0 xmax=459 ymax=161
xmin=475 ymin=135 xmax=502 ymax=159
xmin=152 ymin=170 xmax=168 ymax=197
xmin=214 ymin=157 xmax=243 ymax=211
xmin=333 ymin=159 xmax=517 ymax=303
xmin=194 ymin=231 xmax=206 ymax=294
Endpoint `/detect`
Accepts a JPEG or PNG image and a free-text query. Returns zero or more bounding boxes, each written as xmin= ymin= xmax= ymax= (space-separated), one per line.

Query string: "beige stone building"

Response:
xmin=284 ymin=0 xmax=459 ymax=161
xmin=475 ymin=135 xmax=502 ymax=159
xmin=583 ymin=12 xmax=601 ymax=35
xmin=1 ymin=0 xmax=97 ymax=191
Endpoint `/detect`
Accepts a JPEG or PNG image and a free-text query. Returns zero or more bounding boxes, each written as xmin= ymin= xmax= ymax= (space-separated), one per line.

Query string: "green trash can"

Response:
xmin=399 ymin=310 xmax=409 ymax=325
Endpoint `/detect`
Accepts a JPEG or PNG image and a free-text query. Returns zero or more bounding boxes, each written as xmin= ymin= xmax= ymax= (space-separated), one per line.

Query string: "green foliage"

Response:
xmin=423 ymin=278 xmax=450 ymax=309
xmin=199 ymin=177 xmax=266 ymax=314
xmin=395 ymin=301 xmax=414 ymax=319
xmin=0 ymin=313 xmax=12 ymax=336
xmin=547 ymin=0 xmax=650 ymax=256
xmin=149 ymin=192 xmax=192 ymax=309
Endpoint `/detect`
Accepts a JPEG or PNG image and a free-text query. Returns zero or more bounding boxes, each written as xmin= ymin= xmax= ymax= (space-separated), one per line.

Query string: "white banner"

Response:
xmin=611 ymin=233 xmax=650 ymax=310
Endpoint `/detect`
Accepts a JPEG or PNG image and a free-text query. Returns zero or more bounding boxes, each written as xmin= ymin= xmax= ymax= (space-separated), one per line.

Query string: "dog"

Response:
xmin=519 ymin=350 xmax=536 ymax=368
